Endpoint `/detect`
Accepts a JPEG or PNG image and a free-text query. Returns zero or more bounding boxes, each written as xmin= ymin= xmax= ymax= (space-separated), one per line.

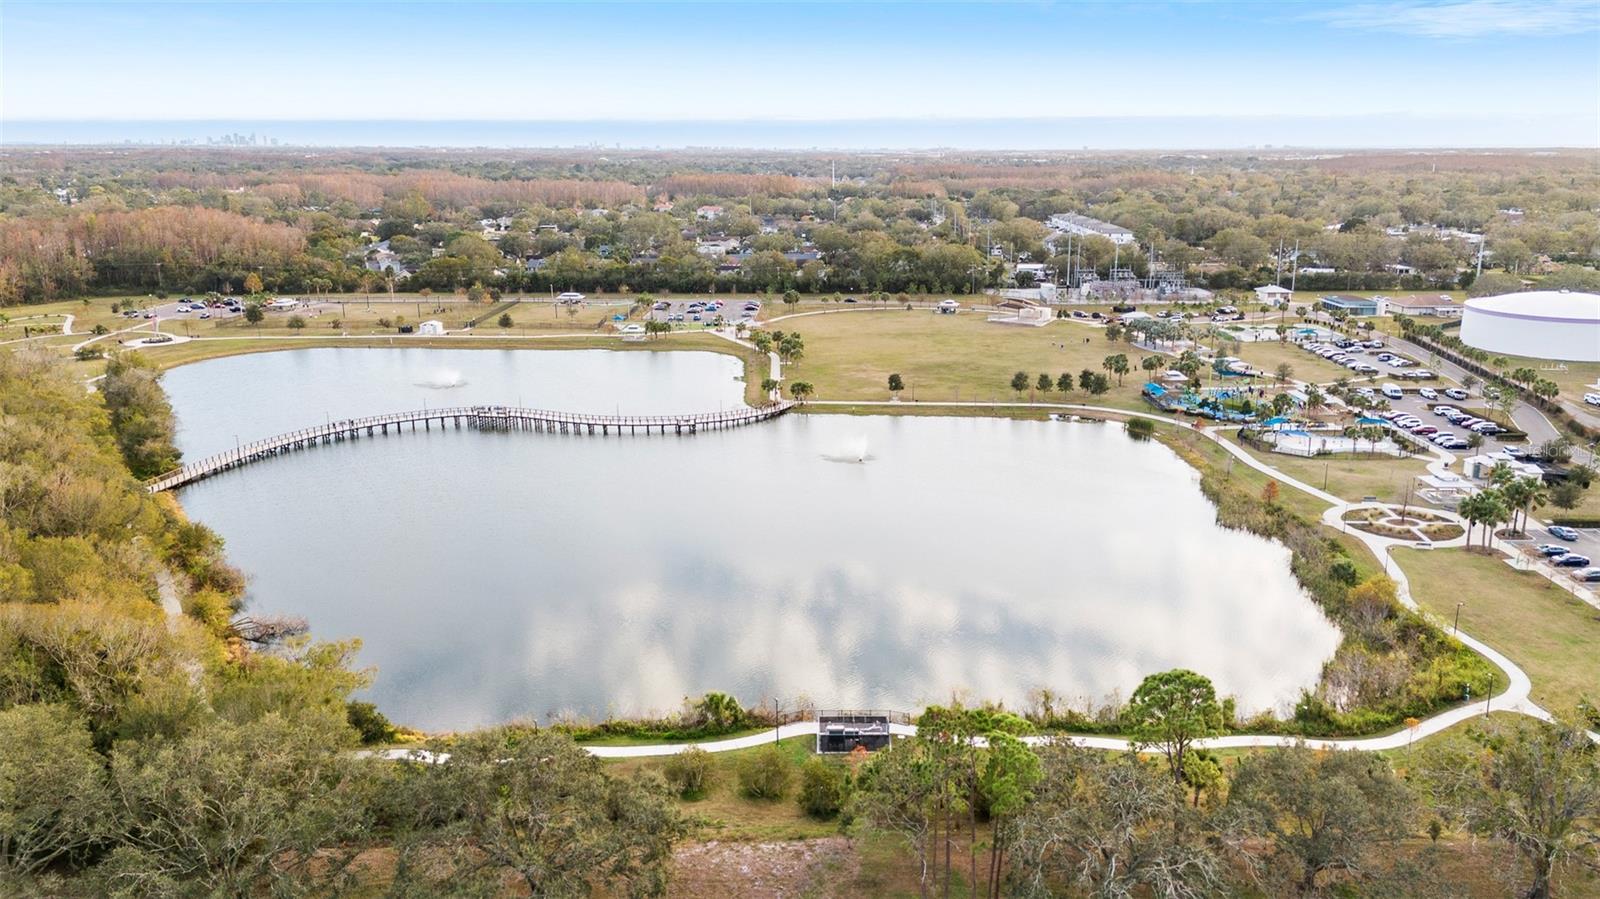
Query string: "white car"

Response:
xmin=1585 ymin=392 xmax=1600 ymax=407
xmin=1444 ymin=388 xmax=1469 ymax=400
xmin=619 ymin=323 xmax=645 ymax=334
xmin=1418 ymin=388 xmax=1438 ymax=400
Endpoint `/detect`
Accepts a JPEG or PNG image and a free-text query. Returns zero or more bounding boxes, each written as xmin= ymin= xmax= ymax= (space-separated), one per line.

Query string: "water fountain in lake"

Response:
xmin=416 ymin=368 xmax=467 ymax=389
xmin=822 ymin=435 xmax=873 ymax=464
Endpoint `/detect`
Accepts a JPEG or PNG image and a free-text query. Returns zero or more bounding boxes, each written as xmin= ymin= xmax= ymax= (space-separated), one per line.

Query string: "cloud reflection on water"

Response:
xmin=166 ymin=351 xmax=1341 ymax=732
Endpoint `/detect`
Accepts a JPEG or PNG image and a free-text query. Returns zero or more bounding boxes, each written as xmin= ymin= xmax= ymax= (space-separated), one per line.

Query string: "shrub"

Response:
xmin=737 ymin=746 xmax=795 ymax=800
xmin=663 ymin=746 xmax=714 ymax=799
xmin=498 ymin=312 xmax=514 ymax=328
xmin=346 ymin=701 xmax=396 ymax=745
xmin=1328 ymin=558 xmax=1361 ymax=585
xmin=797 ymin=757 xmax=850 ymax=819
xmin=286 ymin=315 xmax=306 ymax=330
xmin=1125 ymin=417 xmax=1156 ymax=441
xmin=73 ymin=346 xmax=103 ymax=361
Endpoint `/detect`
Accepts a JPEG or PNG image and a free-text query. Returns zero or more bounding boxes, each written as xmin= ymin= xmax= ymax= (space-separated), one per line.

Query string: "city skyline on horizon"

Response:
xmin=4 ymin=0 xmax=1598 ymax=149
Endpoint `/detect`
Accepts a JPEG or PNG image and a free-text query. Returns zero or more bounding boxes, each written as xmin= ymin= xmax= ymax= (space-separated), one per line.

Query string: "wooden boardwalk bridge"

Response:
xmin=147 ymin=401 xmax=795 ymax=493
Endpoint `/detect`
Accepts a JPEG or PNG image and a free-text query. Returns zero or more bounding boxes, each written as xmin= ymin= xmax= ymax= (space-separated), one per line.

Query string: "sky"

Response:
xmin=3 ymin=0 xmax=1598 ymax=147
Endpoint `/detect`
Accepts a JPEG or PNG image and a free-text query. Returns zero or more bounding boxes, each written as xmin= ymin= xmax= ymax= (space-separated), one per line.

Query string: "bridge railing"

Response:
xmin=147 ymin=401 xmax=794 ymax=490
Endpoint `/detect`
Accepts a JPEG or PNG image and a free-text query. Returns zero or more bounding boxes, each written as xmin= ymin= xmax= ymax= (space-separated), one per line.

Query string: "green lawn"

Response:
xmin=1220 ymin=432 xmax=1435 ymax=505
xmin=774 ymin=308 xmax=1351 ymax=412
xmin=1394 ymin=547 xmax=1600 ymax=712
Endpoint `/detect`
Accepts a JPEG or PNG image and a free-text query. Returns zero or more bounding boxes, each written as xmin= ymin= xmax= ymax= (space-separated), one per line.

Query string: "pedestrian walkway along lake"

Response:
xmin=166 ymin=347 xmax=1341 ymax=730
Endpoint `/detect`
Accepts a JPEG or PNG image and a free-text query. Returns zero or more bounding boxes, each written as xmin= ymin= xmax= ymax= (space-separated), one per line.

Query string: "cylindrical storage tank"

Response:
xmin=1459 ymin=290 xmax=1600 ymax=362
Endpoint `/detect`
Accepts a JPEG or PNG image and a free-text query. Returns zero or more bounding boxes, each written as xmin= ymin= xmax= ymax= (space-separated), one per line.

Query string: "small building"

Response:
xmin=265 ymin=297 xmax=300 ymax=311
xmin=816 ymin=713 xmax=892 ymax=754
xmin=1046 ymin=212 xmax=1137 ymax=246
xmin=1382 ymin=294 xmax=1462 ymax=317
xmin=988 ymin=297 xmax=1052 ymax=327
xmin=1253 ymin=284 xmax=1294 ymax=306
xmin=1318 ymin=294 xmax=1381 ymax=316
xmin=417 ymin=320 xmax=445 ymax=336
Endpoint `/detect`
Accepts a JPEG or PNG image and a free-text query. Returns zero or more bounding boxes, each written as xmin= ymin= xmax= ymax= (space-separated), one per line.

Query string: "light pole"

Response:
xmin=1453 ymin=601 xmax=1464 ymax=636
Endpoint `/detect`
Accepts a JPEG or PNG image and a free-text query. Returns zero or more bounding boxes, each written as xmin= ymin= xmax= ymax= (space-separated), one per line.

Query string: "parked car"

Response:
xmin=1419 ymin=388 xmax=1438 ymax=400
xmin=1575 ymin=568 xmax=1600 ymax=583
xmin=1584 ymin=392 xmax=1600 ymax=407
xmin=1444 ymin=388 xmax=1469 ymax=400
xmin=1536 ymin=544 xmax=1571 ymax=557
xmin=1555 ymin=554 xmax=1591 ymax=568
xmin=1549 ymin=526 xmax=1580 ymax=541
xmin=1412 ymin=425 xmax=1439 ymax=436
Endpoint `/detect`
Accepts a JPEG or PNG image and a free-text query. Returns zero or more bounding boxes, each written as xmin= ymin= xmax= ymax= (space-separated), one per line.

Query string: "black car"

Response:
xmin=1554 ymin=554 xmax=1591 ymax=567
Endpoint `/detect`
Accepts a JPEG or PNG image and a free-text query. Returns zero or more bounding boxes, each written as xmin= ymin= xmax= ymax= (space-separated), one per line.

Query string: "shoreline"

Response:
xmin=143 ymin=339 xmax=1556 ymax=748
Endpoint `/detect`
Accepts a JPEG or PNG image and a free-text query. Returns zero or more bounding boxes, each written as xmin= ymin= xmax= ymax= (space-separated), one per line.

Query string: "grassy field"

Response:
xmin=772 ymin=308 xmax=1351 ymax=411
xmin=1221 ymin=432 xmax=1435 ymax=505
xmin=1395 ymin=547 xmax=1600 ymax=711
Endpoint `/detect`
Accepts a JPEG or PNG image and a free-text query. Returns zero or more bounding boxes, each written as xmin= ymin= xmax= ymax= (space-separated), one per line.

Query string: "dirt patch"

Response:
xmin=669 ymin=837 xmax=857 ymax=899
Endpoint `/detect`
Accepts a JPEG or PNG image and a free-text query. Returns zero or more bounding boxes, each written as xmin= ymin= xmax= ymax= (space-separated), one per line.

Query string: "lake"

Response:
xmin=166 ymin=347 xmax=1341 ymax=731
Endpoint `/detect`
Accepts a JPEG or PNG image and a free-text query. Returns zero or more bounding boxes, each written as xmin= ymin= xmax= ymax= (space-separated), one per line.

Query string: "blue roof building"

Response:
xmin=1318 ymin=295 xmax=1380 ymax=316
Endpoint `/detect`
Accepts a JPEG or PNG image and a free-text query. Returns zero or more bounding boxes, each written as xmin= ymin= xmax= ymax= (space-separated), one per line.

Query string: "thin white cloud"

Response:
xmin=1309 ymin=0 xmax=1600 ymax=37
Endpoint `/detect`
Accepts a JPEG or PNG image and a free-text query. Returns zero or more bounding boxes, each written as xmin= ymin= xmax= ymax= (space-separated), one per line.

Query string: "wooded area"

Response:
xmin=2 ymin=148 xmax=1595 ymax=303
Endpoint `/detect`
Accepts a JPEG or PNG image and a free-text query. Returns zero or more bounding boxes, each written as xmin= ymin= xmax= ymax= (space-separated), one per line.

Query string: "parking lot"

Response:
xmin=1293 ymin=336 xmax=1434 ymax=382
xmin=117 ymin=297 xmax=247 ymax=324
xmin=645 ymin=297 xmax=763 ymax=328
xmin=1377 ymin=391 xmax=1527 ymax=454
xmin=1504 ymin=525 xmax=1600 ymax=584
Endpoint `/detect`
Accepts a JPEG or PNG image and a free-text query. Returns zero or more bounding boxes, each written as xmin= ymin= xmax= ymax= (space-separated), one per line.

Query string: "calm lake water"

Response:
xmin=166 ymin=348 xmax=1341 ymax=731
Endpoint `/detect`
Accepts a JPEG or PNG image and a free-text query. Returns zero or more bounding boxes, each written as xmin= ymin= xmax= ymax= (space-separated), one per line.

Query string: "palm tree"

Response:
xmin=1461 ymin=489 xmax=1508 ymax=551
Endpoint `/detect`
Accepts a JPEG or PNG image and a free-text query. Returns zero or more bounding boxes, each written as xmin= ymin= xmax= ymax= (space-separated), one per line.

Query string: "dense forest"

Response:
xmin=1 ymin=148 xmax=1596 ymax=304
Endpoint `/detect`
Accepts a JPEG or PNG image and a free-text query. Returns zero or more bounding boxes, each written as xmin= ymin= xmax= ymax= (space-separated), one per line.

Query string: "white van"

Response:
xmin=1381 ymin=383 xmax=1404 ymax=400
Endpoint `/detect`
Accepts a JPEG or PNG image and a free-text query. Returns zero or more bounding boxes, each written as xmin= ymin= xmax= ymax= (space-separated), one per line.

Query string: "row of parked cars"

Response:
xmin=1375 ymin=404 xmax=1507 ymax=449
xmin=1534 ymin=535 xmax=1599 ymax=580
xmin=1431 ymin=404 xmax=1510 ymax=437
xmin=651 ymin=299 xmax=761 ymax=325
xmin=1301 ymin=339 xmax=1385 ymax=375
xmin=1376 ymin=409 xmax=1472 ymax=450
xmin=1298 ymin=338 xmax=1438 ymax=380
